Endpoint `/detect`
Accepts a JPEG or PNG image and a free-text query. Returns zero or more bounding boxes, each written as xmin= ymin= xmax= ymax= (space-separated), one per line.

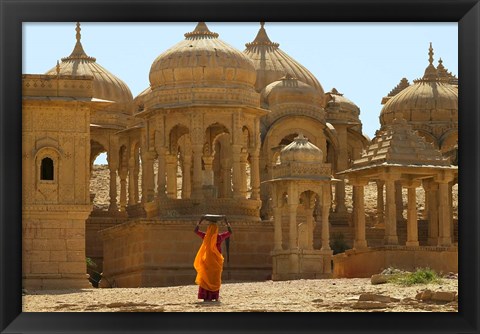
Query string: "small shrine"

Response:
xmin=267 ymin=134 xmax=334 ymax=280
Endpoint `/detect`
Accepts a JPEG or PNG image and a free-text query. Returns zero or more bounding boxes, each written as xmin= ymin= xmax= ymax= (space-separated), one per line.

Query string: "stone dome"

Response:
xmin=280 ymin=133 xmax=323 ymax=163
xmin=325 ymin=88 xmax=360 ymax=123
xmin=262 ymin=75 xmax=322 ymax=108
xmin=244 ymin=22 xmax=325 ymax=104
xmin=45 ymin=23 xmax=133 ymax=104
xmin=380 ymin=44 xmax=458 ymax=126
xmin=149 ymin=22 xmax=257 ymax=89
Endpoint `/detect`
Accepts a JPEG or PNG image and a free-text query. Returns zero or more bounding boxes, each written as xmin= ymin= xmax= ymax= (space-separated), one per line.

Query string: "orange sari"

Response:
xmin=193 ymin=224 xmax=224 ymax=291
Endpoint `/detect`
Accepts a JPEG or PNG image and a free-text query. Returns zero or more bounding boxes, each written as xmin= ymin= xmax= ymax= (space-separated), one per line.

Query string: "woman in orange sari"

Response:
xmin=193 ymin=215 xmax=232 ymax=302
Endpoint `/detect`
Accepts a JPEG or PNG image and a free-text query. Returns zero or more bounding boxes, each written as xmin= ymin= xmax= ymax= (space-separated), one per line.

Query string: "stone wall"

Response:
xmin=99 ymin=219 xmax=274 ymax=288
xmin=332 ymin=246 xmax=458 ymax=278
xmin=23 ymin=209 xmax=91 ymax=289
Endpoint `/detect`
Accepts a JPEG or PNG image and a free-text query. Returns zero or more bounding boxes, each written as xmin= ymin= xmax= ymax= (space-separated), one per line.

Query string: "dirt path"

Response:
xmin=23 ymin=278 xmax=458 ymax=312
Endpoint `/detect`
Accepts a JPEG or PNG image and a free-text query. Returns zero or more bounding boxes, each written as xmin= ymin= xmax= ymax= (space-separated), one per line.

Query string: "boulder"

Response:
xmin=432 ymin=291 xmax=456 ymax=302
xmin=371 ymin=274 xmax=388 ymax=285
xmin=415 ymin=289 xmax=433 ymax=301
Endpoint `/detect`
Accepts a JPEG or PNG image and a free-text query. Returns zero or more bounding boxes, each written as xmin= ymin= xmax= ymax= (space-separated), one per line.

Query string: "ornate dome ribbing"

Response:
xmin=149 ymin=22 xmax=257 ymax=89
xmin=380 ymin=43 xmax=458 ymax=126
xmin=280 ymin=133 xmax=323 ymax=163
xmin=244 ymin=22 xmax=325 ymax=102
xmin=45 ymin=23 xmax=133 ymax=104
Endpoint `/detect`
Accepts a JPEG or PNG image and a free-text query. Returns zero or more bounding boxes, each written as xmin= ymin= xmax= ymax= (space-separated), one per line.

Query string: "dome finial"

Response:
xmin=75 ymin=22 xmax=81 ymax=43
xmin=245 ymin=21 xmax=279 ymax=48
xmin=184 ymin=22 xmax=219 ymax=39
xmin=61 ymin=22 xmax=96 ymax=62
xmin=428 ymin=42 xmax=434 ymax=65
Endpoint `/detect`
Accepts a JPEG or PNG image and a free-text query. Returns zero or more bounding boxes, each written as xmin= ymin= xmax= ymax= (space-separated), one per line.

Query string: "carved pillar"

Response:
xmin=384 ymin=177 xmax=398 ymax=245
xmin=182 ymin=154 xmax=192 ymax=199
xmin=133 ymin=149 xmax=140 ymax=203
xmin=395 ymin=181 xmax=404 ymax=221
xmin=128 ymin=157 xmax=136 ymax=205
xmin=165 ymin=153 xmax=177 ymax=199
xmin=202 ymin=156 xmax=214 ymax=186
xmin=305 ymin=207 xmax=314 ymax=250
xmin=272 ymin=186 xmax=283 ymax=251
xmin=424 ymin=180 xmax=439 ymax=246
xmin=321 ymin=184 xmax=331 ymax=251
xmin=376 ymin=180 xmax=385 ymax=226
xmin=141 ymin=151 xmax=155 ymax=203
xmin=191 ymin=144 xmax=204 ymax=200
xmin=437 ymin=177 xmax=453 ymax=247
xmin=107 ymin=150 xmax=118 ymax=211
xmin=351 ymin=179 xmax=368 ymax=249
xmin=156 ymin=147 xmax=167 ymax=199
xmin=108 ymin=166 xmax=118 ymax=211
xmin=119 ymin=168 xmax=127 ymax=211
xmin=405 ymin=181 xmax=420 ymax=247
xmin=335 ymin=125 xmax=348 ymax=214
xmin=250 ymin=148 xmax=260 ymax=200
xmin=287 ymin=183 xmax=298 ymax=250
xmin=231 ymin=144 xmax=243 ymax=199
xmin=239 ymin=149 xmax=248 ymax=198
xmin=221 ymin=157 xmax=232 ymax=198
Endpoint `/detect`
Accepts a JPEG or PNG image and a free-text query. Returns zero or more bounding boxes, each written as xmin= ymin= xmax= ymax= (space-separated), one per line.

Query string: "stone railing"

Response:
xmin=156 ymin=197 xmax=262 ymax=221
xmin=22 ymin=74 xmax=93 ymax=98
xmin=272 ymin=162 xmax=331 ymax=179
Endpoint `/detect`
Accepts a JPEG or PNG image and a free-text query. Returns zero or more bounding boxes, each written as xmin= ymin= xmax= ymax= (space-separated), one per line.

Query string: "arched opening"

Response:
xmin=40 ymin=157 xmax=54 ymax=180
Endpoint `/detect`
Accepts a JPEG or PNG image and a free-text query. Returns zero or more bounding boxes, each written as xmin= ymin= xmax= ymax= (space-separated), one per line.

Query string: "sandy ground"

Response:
xmin=23 ymin=277 xmax=458 ymax=312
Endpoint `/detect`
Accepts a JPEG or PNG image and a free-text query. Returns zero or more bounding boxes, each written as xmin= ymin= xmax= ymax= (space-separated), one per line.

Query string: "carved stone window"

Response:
xmin=40 ymin=157 xmax=54 ymax=180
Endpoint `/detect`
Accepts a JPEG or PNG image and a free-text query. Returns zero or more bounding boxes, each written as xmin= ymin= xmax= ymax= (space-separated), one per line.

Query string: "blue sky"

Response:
xmin=23 ymin=22 xmax=458 ymax=164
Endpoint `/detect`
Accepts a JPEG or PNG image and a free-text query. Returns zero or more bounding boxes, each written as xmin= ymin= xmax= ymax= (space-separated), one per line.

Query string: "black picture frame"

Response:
xmin=1 ymin=0 xmax=479 ymax=333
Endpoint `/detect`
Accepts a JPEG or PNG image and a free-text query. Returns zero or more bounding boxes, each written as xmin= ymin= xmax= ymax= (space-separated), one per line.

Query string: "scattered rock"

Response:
xmin=311 ymin=298 xmax=323 ymax=303
xmin=443 ymin=272 xmax=458 ymax=279
xmin=381 ymin=268 xmax=406 ymax=275
xmin=432 ymin=291 xmax=456 ymax=302
xmin=415 ymin=289 xmax=433 ymax=301
xmin=371 ymin=274 xmax=388 ymax=285
xmin=352 ymin=301 xmax=388 ymax=309
xmin=359 ymin=293 xmax=399 ymax=303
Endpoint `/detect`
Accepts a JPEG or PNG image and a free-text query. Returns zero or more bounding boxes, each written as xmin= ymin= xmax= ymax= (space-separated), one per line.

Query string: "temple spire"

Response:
xmin=245 ymin=22 xmax=279 ymax=48
xmin=62 ymin=22 xmax=96 ymax=61
xmin=422 ymin=42 xmax=438 ymax=81
xmin=428 ymin=42 xmax=434 ymax=65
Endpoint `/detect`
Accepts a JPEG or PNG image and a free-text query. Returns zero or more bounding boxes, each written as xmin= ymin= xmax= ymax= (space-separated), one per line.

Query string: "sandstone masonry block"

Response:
xmin=59 ymin=262 xmax=86 ymax=274
xmin=31 ymin=262 xmax=59 ymax=274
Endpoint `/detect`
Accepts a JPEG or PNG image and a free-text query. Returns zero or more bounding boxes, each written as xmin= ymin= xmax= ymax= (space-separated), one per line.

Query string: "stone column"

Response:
xmin=287 ymin=184 xmax=298 ymax=250
xmin=191 ymin=144 xmax=203 ymax=200
xmin=395 ymin=181 xmax=404 ymax=221
xmin=239 ymin=149 xmax=248 ymax=198
xmin=221 ymin=157 xmax=232 ymax=198
xmin=141 ymin=151 xmax=156 ymax=203
xmin=250 ymin=149 xmax=260 ymax=200
xmin=119 ymin=168 xmax=127 ymax=211
xmin=202 ymin=156 xmax=214 ymax=186
xmin=156 ymin=147 xmax=167 ymax=199
xmin=352 ymin=179 xmax=368 ymax=249
xmin=231 ymin=144 xmax=243 ymax=199
xmin=128 ymin=157 xmax=136 ymax=205
xmin=335 ymin=125 xmax=348 ymax=214
xmin=165 ymin=153 xmax=177 ymax=199
xmin=376 ymin=180 xmax=385 ymax=226
xmin=182 ymin=154 xmax=192 ymax=199
xmin=321 ymin=184 xmax=331 ymax=251
xmin=384 ymin=177 xmax=398 ymax=245
xmin=272 ymin=187 xmax=283 ymax=251
xmin=133 ymin=149 xmax=140 ymax=203
xmin=424 ymin=180 xmax=439 ymax=246
xmin=405 ymin=181 xmax=420 ymax=247
xmin=108 ymin=156 xmax=118 ymax=211
xmin=305 ymin=208 xmax=314 ymax=250
xmin=437 ymin=176 xmax=453 ymax=247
